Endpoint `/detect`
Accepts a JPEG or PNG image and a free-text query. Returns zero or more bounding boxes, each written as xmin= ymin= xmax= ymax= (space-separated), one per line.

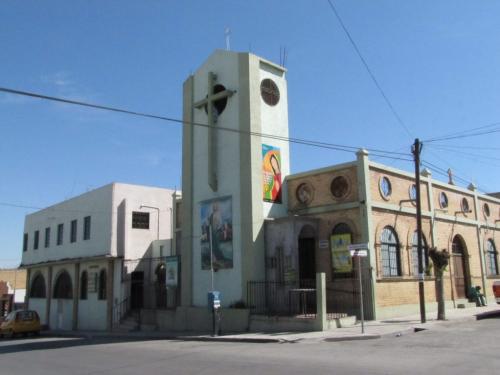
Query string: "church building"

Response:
xmin=178 ymin=50 xmax=500 ymax=327
xmin=20 ymin=50 xmax=500 ymax=332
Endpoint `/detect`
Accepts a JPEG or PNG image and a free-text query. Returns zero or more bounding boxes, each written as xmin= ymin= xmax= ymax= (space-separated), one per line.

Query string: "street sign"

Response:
xmin=347 ymin=243 xmax=368 ymax=251
xmin=350 ymin=249 xmax=368 ymax=257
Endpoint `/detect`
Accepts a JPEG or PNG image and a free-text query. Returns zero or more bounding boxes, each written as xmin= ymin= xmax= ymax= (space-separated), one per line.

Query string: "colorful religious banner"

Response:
xmin=200 ymin=196 xmax=233 ymax=270
xmin=331 ymin=233 xmax=353 ymax=273
xmin=262 ymin=144 xmax=282 ymax=203
xmin=165 ymin=256 xmax=179 ymax=287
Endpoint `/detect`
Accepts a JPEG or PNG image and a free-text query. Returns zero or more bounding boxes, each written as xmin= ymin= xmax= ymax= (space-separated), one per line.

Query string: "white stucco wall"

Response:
xmin=259 ymin=61 xmax=290 ymax=219
xmin=29 ymin=298 xmax=47 ymax=325
xmin=77 ymin=260 xmax=108 ymax=331
xmin=187 ymin=51 xmax=291 ymax=306
xmin=49 ymin=264 xmax=76 ymax=331
xmin=191 ymin=51 xmax=243 ymax=306
xmin=27 ymin=267 xmax=49 ymax=325
xmin=22 ymin=183 xmax=176 ymax=266
xmin=22 ymin=185 xmax=114 ymax=266
xmin=112 ymin=184 xmax=176 ymax=260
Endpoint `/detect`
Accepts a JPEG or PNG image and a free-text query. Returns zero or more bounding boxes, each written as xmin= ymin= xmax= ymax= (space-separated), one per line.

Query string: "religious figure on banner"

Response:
xmin=262 ymin=144 xmax=282 ymax=203
xmin=331 ymin=233 xmax=353 ymax=273
xmin=200 ymin=197 xmax=233 ymax=270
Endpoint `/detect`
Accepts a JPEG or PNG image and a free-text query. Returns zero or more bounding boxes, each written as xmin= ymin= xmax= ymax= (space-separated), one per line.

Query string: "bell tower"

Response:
xmin=181 ymin=50 xmax=290 ymax=306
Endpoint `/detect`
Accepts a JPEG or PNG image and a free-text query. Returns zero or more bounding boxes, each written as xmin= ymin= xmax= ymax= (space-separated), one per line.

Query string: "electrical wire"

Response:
xmin=420 ymin=160 xmax=490 ymax=193
xmin=424 ymin=121 xmax=500 ymax=143
xmin=0 ymin=86 xmax=411 ymax=159
xmin=428 ymin=145 xmax=500 ymax=163
xmin=325 ymin=0 xmax=413 ymax=139
xmin=424 ymin=125 xmax=500 ymax=143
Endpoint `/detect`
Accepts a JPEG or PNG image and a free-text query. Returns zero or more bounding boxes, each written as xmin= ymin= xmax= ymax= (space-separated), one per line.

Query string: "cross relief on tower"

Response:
xmin=193 ymin=72 xmax=235 ymax=192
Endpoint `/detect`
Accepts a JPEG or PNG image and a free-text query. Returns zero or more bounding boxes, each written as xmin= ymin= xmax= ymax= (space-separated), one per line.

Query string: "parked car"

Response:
xmin=0 ymin=310 xmax=41 ymax=338
xmin=493 ymin=281 xmax=500 ymax=304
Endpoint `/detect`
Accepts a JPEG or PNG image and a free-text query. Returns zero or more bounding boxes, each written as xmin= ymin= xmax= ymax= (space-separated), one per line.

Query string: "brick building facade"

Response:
xmin=266 ymin=150 xmax=500 ymax=320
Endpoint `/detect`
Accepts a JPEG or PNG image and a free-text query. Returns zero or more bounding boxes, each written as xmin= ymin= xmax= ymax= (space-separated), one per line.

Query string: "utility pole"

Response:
xmin=412 ymin=138 xmax=426 ymax=323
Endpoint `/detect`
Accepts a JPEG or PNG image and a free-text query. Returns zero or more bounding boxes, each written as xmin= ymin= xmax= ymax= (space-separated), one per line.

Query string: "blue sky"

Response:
xmin=1 ymin=1 xmax=500 ymax=267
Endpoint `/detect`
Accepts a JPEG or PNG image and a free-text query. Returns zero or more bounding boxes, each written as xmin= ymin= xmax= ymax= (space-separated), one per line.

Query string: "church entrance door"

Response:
xmin=298 ymin=225 xmax=316 ymax=288
xmin=131 ymin=271 xmax=144 ymax=310
xmin=452 ymin=235 xmax=469 ymax=299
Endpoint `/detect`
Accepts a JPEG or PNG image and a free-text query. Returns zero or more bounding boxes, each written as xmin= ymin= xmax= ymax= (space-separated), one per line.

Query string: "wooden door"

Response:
xmin=453 ymin=255 xmax=466 ymax=298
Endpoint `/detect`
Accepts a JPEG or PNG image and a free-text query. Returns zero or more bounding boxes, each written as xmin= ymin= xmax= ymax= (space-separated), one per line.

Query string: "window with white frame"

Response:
xmin=381 ymin=226 xmax=401 ymax=277
xmin=486 ymin=239 xmax=499 ymax=276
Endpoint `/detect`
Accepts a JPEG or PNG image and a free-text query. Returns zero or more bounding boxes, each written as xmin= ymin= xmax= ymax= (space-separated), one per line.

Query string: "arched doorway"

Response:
xmin=452 ymin=235 xmax=470 ymax=298
xmin=155 ymin=263 xmax=167 ymax=309
xmin=298 ymin=225 xmax=316 ymax=288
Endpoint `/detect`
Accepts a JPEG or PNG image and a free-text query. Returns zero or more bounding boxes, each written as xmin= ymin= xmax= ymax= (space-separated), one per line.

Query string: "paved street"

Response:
xmin=0 ymin=316 xmax=499 ymax=375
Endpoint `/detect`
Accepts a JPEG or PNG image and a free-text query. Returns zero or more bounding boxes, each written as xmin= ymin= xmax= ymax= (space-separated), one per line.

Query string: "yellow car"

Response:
xmin=0 ymin=310 xmax=41 ymax=338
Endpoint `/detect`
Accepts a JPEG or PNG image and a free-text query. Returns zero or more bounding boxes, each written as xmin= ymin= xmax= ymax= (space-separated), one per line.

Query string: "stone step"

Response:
xmin=140 ymin=324 xmax=158 ymax=332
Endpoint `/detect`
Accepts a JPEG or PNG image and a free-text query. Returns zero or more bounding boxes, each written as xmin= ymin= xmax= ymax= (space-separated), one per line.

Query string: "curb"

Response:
xmin=43 ymin=331 xmax=281 ymax=344
xmin=324 ymin=334 xmax=381 ymax=342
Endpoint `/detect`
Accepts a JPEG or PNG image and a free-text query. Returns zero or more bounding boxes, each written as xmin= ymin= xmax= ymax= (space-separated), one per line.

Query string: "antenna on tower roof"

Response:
xmin=225 ymin=27 xmax=231 ymax=51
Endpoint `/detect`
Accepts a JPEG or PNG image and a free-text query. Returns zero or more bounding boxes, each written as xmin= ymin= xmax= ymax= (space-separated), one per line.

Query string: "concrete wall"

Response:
xmin=0 ymin=269 xmax=27 ymax=290
xmin=49 ymin=264 xmax=76 ymax=331
xmin=22 ymin=185 xmax=113 ymax=266
xmin=184 ymin=51 xmax=290 ymax=307
xmin=112 ymin=184 xmax=175 ymax=260
xmin=29 ymin=298 xmax=47 ymax=325
xmin=27 ymin=266 xmax=50 ymax=325
xmin=77 ymin=260 xmax=108 ymax=331
xmin=151 ymin=306 xmax=250 ymax=333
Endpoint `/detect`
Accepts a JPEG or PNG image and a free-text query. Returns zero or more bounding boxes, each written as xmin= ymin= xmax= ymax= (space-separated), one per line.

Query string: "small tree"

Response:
xmin=429 ymin=247 xmax=450 ymax=320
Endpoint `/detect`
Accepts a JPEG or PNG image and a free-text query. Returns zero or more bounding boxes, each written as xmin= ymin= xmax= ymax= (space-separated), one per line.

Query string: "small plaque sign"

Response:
xmin=319 ymin=240 xmax=329 ymax=249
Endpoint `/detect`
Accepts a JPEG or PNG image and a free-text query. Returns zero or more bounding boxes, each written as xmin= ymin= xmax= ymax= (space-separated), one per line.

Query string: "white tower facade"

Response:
xmin=181 ymin=50 xmax=290 ymax=306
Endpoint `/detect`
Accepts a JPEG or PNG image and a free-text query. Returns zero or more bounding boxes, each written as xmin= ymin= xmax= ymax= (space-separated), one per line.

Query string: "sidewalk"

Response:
xmin=46 ymin=304 xmax=500 ymax=344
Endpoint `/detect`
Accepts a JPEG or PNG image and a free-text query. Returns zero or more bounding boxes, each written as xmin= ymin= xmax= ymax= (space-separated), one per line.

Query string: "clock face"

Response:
xmin=296 ymin=183 xmax=313 ymax=204
xmin=260 ymin=78 xmax=280 ymax=106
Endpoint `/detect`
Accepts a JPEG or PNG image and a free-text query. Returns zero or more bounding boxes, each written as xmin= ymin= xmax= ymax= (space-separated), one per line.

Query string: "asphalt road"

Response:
xmin=0 ymin=316 xmax=499 ymax=375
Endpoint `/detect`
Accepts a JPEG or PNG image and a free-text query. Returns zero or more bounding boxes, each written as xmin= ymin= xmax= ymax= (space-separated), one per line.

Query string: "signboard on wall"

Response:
xmin=331 ymin=234 xmax=353 ymax=273
xmin=165 ymin=256 xmax=179 ymax=287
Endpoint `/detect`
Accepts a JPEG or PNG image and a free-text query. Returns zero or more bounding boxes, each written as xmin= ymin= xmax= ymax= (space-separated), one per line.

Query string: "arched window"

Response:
xmin=156 ymin=263 xmax=166 ymax=285
xmin=53 ymin=271 xmax=73 ymax=299
xmin=380 ymin=226 xmax=401 ymax=277
xmin=486 ymin=240 xmax=499 ymax=276
xmin=80 ymin=271 xmax=88 ymax=300
xmin=98 ymin=269 xmax=107 ymax=300
xmin=411 ymin=231 xmax=429 ymax=276
xmin=30 ymin=273 xmax=46 ymax=298
xmin=155 ymin=263 xmax=167 ymax=309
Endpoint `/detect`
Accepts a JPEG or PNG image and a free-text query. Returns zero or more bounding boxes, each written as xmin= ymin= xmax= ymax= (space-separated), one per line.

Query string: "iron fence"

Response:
xmin=247 ymin=281 xmax=316 ymax=318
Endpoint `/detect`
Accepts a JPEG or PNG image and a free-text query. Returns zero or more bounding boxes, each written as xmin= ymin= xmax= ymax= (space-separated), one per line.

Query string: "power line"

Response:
xmin=428 ymin=144 xmax=500 ymax=151
xmin=424 ymin=125 xmax=500 ymax=143
xmin=424 ymin=121 xmax=500 ymax=143
xmin=428 ymin=145 xmax=500 ymax=163
xmin=420 ymin=160 xmax=490 ymax=193
xmin=325 ymin=0 xmax=413 ymax=139
xmin=0 ymin=86 xmax=411 ymax=159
